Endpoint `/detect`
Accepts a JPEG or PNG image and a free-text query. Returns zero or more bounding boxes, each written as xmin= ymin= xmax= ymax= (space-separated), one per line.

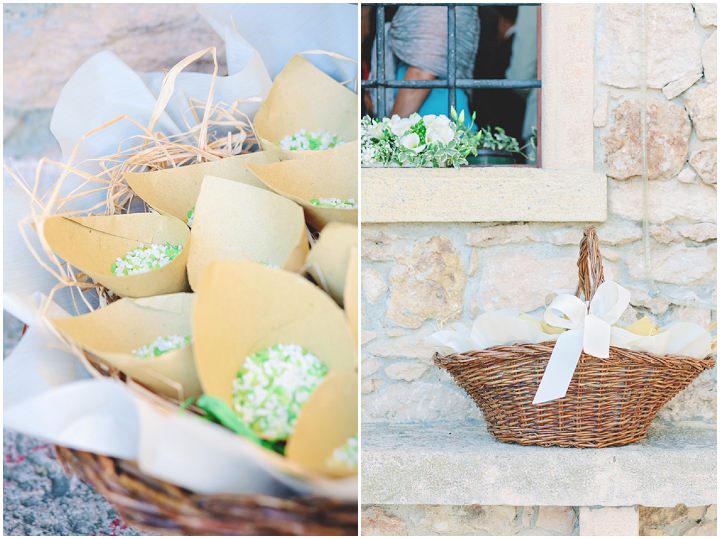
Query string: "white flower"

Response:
xmin=399 ymin=132 xmax=426 ymax=153
xmin=388 ymin=115 xmax=416 ymax=137
xmin=424 ymin=115 xmax=451 ymax=130
xmin=426 ymin=123 xmax=455 ymax=145
xmin=367 ymin=122 xmax=384 ymax=138
xmin=433 ymin=114 xmax=452 ymax=126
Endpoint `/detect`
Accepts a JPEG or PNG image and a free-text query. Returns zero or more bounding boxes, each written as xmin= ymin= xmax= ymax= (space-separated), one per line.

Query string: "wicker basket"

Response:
xmin=434 ymin=227 xmax=715 ymax=448
xmin=55 ymin=447 xmax=357 ymax=536
xmin=51 ymin=355 xmax=358 ymax=535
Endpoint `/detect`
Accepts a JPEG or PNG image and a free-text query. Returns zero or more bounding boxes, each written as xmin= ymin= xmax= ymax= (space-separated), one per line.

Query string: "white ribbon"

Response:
xmin=532 ymin=281 xmax=631 ymax=404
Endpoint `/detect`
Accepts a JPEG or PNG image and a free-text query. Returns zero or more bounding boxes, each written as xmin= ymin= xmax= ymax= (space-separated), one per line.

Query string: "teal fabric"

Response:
xmin=395 ymin=63 xmax=473 ymax=124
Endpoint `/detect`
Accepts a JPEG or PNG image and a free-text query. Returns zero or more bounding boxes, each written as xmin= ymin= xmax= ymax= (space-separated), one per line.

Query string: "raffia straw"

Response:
xmin=5 ymin=47 xmax=263 ymax=402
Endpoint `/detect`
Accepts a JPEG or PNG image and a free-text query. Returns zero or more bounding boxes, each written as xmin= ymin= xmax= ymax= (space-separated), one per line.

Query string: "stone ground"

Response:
xmin=3 ymin=312 xmax=146 ymax=536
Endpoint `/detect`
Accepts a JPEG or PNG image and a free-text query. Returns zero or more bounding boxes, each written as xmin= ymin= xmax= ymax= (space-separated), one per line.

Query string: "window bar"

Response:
xmin=447 ymin=4 xmax=457 ymax=115
xmin=376 ymin=4 xmax=387 ymax=119
xmin=362 ymin=4 xmax=542 ymax=114
xmin=364 ymin=79 xmax=540 ymax=89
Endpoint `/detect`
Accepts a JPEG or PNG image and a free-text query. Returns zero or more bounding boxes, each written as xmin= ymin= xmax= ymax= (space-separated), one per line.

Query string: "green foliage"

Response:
xmin=474 ymin=126 xmax=521 ymax=153
xmin=181 ymin=395 xmax=286 ymax=455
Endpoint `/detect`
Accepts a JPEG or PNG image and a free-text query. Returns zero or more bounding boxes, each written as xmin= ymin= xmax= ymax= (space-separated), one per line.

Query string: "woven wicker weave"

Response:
xmin=52 ymin=356 xmax=358 ymax=535
xmin=435 ymin=227 xmax=715 ymax=448
xmin=55 ymin=447 xmax=357 ymax=536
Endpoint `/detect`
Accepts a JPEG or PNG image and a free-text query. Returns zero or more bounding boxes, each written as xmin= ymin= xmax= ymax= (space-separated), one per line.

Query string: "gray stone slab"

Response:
xmin=3 ymin=430 xmax=148 ymax=536
xmin=361 ymin=420 xmax=716 ymax=507
xmin=4 ymin=312 xmax=149 ymax=536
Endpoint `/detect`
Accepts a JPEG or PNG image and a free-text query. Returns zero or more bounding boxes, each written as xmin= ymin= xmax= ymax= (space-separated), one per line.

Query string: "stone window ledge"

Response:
xmin=361 ymin=420 xmax=716 ymax=508
xmin=361 ymin=167 xmax=607 ymax=223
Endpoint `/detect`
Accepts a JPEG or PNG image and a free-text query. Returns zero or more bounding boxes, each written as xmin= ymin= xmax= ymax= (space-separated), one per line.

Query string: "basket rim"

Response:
xmin=434 ymin=340 xmax=716 ymax=370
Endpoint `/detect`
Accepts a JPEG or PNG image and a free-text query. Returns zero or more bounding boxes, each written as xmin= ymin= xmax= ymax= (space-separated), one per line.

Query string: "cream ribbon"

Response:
xmin=533 ymin=281 xmax=631 ymax=404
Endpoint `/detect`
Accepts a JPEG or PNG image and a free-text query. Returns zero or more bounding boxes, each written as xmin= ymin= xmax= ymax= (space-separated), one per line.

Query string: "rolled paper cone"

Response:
xmin=247 ymin=141 xmax=358 ymax=230
xmin=304 ymin=223 xmax=357 ymax=306
xmin=41 ymin=213 xmax=190 ymax=298
xmin=344 ymin=246 xmax=358 ymax=355
xmin=253 ymin=54 xmax=358 ymax=157
xmin=50 ymin=293 xmax=201 ymax=400
xmin=186 ymin=176 xmax=309 ymax=290
xmin=125 ymin=151 xmax=280 ymax=223
xmin=285 ymin=370 xmax=358 ymax=477
xmin=193 ymin=260 xmax=356 ymax=412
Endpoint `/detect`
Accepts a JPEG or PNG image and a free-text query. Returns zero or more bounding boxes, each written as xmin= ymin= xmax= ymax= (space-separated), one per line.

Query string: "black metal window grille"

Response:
xmin=362 ymin=3 xmax=541 ymax=120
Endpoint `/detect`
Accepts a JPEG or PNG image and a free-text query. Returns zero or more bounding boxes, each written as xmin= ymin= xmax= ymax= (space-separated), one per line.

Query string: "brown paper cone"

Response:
xmin=253 ymin=54 xmax=358 ymax=153
xmin=50 ymin=293 xmax=201 ymax=400
xmin=186 ymin=176 xmax=309 ymax=291
xmin=285 ymin=370 xmax=358 ymax=477
xmin=41 ymin=213 xmax=190 ymax=298
xmin=344 ymin=246 xmax=358 ymax=354
xmin=125 ymin=152 xmax=279 ymax=223
xmin=304 ymin=223 xmax=357 ymax=306
xmin=193 ymin=260 xmax=355 ymax=413
xmin=247 ymin=141 xmax=358 ymax=230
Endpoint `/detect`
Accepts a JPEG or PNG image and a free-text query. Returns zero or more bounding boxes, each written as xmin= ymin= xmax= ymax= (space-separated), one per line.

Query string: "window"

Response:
xmin=361 ymin=3 xmax=541 ymax=165
xmin=360 ymin=4 xmax=604 ymax=223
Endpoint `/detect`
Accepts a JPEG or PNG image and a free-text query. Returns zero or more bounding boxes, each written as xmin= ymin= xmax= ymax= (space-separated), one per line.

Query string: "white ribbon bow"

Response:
xmin=533 ymin=281 xmax=631 ymax=404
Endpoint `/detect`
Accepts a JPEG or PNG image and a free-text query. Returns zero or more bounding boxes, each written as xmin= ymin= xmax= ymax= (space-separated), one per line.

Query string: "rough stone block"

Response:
xmin=3 ymin=4 xmax=224 ymax=110
xmin=603 ymin=99 xmax=691 ymax=181
xmin=579 ymin=506 xmax=639 ymax=536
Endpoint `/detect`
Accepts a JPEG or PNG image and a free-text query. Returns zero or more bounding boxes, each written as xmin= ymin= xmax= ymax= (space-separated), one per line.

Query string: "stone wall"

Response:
xmin=362 ymin=504 xmax=718 ymax=536
xmin=361 ymin=3 xmax=716 ymax=535
xmin=3 ymin=3 xmax=224 ymax=157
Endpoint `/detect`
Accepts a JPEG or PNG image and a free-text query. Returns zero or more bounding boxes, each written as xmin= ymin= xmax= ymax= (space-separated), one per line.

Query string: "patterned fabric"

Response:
xmin=390 ymin=5 xmax=480 ymax=80
xmin=370 ymin=6 xmax=480 ymax=114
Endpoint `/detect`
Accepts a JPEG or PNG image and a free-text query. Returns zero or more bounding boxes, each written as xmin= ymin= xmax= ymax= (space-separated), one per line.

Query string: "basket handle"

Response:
xmin=575 ymin=226 xmax=605 ymax=301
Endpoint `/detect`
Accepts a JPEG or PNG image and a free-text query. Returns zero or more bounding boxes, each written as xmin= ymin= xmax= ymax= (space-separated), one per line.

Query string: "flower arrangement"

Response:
xmin=362 ymin=108 xmax=477 ymax=167
xmin=361 ymin=108 xmax=528 ymax=168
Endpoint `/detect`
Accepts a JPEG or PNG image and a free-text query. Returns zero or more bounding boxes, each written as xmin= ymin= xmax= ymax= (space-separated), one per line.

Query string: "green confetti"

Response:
xmin=111 ymin=242 xmax=183 ymax=276
xmin=132 ymin=335 xmax=191 ymax=359
xmin=280 ymin=129 xmax=343 ymax=151
xmin=232 ymin=343 xmax=328 ymax=442
xmin=309 ymin=197 xmax=357 ymax=209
